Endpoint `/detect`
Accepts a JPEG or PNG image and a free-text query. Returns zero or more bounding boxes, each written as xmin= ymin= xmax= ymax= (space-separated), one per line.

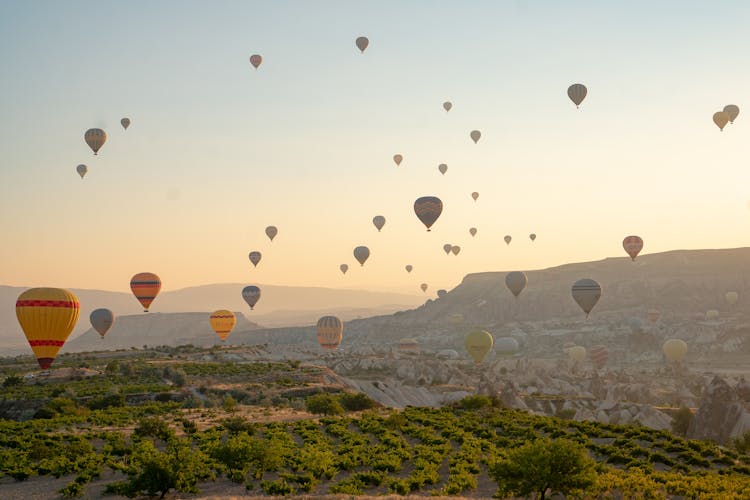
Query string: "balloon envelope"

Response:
xmin=355 ymin=36 xmax=369 ymax=52
xmin=571 ymin=278 xmax=601 ymax=317
xmin=372 ymin=215 xmax=386 ymax=231
xmin=340 ymin=264 xmax=348 ymax=275
xmin=622 ymin=235 xmax=643 ymax=261
xmin=438 ymin=163 xmax=447 ymax=175
xmin=471 ymin=192 xmax=479 ymax=201
xmin=265 ymin=226 xmax=278 ymax=241
xmin=529 ymin=233 xmax=536 ymax=242
xmin=317 ymin=315 xmax=343 ymax=350
xmin=724 ymin=104 xmax=740 ymax=123
xmin=504 ymin=235 xmax=512 ymax=245
xmin=713 ymin=111 xmax=730 ymax=131
xmin=567 ymin=83 xmax=587 ymax=107
xmin=210 ymin=310 xmax=236 ymax=341
xmin=120 ymin=118 xmax=130 ymax=130
xmin=76 ymin=164 xmax=87 ymax=179
xmin=443 ymin=101 xmax=452 ymax=112
xmin=90 ymin=308 xmax=115 ymax=338
xmin=420 ymin=283 xmax=428 ymax=292
xmin=16 ymin=288 xmax=80 ymax=369
xmin=726 ymin=291 xmax=739 ymax=305
xmin=353 ymin=246 xmax=370 ymax=266
xmin=470 ymin=130 xmax=481 ymax=143
xmin=405 ymin=265 xmax=413 ymax=273
xmin=443 ymin=244 xmax=452 ymax=255
xmin=663 ymin=339 xmax=687 ymax=363
xmin=567 ymin=345 xmax=586 ymax=363
xmin=465 ymin=330 xmax=493 ymax=363
xmin=242 ymin=285 xmax=261 ymax=309
xmin=84 ymin=128 xmax=107 ymax=155
xmin=393 ymin=154 xmax=403 ymax=166
xmin=451 ymin=245 xmax=460 ymax=255
xmin=589 ymin=344 xmax=609 ymax=370
xmin=646 ymin=309 xmax=661 ymax=323
xmin=437 ymin=289 xmax=447 ymax=299
xmin=248 ymin=251 xmax=262 ymax=267
xmin=505 ymin=271 xmax=528 ymax=297
xmin=414 ymin=196 xmax=443 ymax=231
xmin=249 ymin=54 xmax=262 ymax=68
xmin=469 ymin=227 xmax=477 ymax=237
xmin=130 ymin=273 xmax=161 ymax=312
xmin=495 ymin=337 xmax=519 ymax=355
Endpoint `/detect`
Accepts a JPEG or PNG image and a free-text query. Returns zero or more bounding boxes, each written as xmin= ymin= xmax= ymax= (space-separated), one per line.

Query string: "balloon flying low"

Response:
xmin=622 ymin=235 xmax=643 ymax=261
xmin=465 ymin=330 xmax=493 ymax=364
xmin=130 ymin=272 xmax=161 ymax=312
xmin=589 ymin=345 xmax=609 ymax=370
xmin=242 ymin=285 xmax=261 ymax=309
xmin=505 ymin=271 xmax=528 ymax=298
xmin=663 ymin=339 xmax=687 ymax=363
xmin=90 ymin=308 xmax=115 ymax=338
xmin=571 ymin=278 xmax=602 ymax=317
xmin=317 ymin=315 xmax=343 ymax=350
xmin=210 ymin=310 xmax=236 ymax=341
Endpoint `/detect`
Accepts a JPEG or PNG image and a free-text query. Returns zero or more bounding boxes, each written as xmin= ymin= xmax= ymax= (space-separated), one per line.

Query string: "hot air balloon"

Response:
xmin=469 ymin=227 xmax=477 ymax=237
xmin=443 ymin=101 xmax=452 ymax=112
xmin=437 ymin=289 xmax=447 ymax=299
xmin=646 ymin=309 xmax=661 ymax=323
xmin=317 ymin=316 xmax=343 ymax=350
xmin=629 ymin=317 xmax=644 ymax=334
xmin=706 ymin=309 xmax=720 ymax=320
xmin=420 ymin=283 xmax=428 ymax=292
xmin=495 ymin=337 xmax=520 ymax=355
xmin=249 ymin=54 xmax=262 ymax=69
xmin=130 ymin=273 xmax=162 ymax=312
xmin=448 ymin=313 xmax=464 ymax=325
xmin=414 ymin=196 xmax=443 ymax=231
xmin=663 ymin=339 xmax=687 ymax=363
xmin=567 ymin=345 xmax=586 ymax=364
xmin=405 ymin=265 xmax=413 ymax=273
xmin=438 ymin=163 xmax=447 ymax=175
xmin=724 ymin=104 xmax=740 ymax=124
xmin=567 ymin=84 xmax=587 ymax=108
xmin=76 ymin=164 xmax=87 ymax=179
xmin=372 ymin=215 xmax=386 ymax=232
xmin=589 ymin=345 xmax=609 ymax=370
xmin=355 ymin=36 xmax=369 ymax=53
xmin=622 ymin=236 xmax=643 ymax=261
xmin=529 ymin=233 xmax=536 ymax=242
xmin=248 ymin=251 xmax=262 ymax=267
xmin=16 ymin=288 xmax=80 ymax=369
xmin=470 ymin=130 xmax=481 ymax=143
xmin=121 ymin=118 xmax=131 ymax=130
xmin=451 ymin=245 xmax=461 ymax=256
xmin=90 ymin=308 xmax=115 ymax=338
xmin=504 ymin=235 xmax=512 ymax=245
xmin=505 ymin=271 xmax=528 ymax=298
xmin=713 ymin=111 xmax=730 ymax=131
xmin=726 ymin=291 xmax=739 ymax=305
xmin=393 ymin=154 xmax=403 ymax=166
xmin=398 ymin=338 xmax=419 ymax=352
xmin=84 ymin=128 xmax=107 ymax=155
xmin=340 ymin=264 xmax=348 ymax=275
xmin=443 ymin=244 xmax=452 ymax=255
xmin=265 ymin=226 xmax=278 ymax=241
xmin=242 ymin=285 xmax=261 ymax=310
xmin=210 ymin=310 xmax=236 ymax=341
xmin=465 ymin=330 xmax=493 ymax=364
xmin=471 ymin=192 xmax=479 ymax=201
xmin=353 ymin=246 xmax=370 ymax=266
xmin=572 ymin=278 xmax=601 ymax=317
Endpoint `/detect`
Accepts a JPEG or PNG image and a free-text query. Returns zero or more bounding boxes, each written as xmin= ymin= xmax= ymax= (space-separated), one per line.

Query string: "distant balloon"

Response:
xmin=90 ymin=308 xmax=115 ymax=338
xmin=265 ymin=226 xmax=278 ymax=241
xmin=317 ymin=316 xmax=343 ymax=350
xmin=504 ymin=235 xmax=512 ymax=245
xmin=249 ymin=54 xmax=262 ymax=69
xmin=438 ymin=163 xmax=448 ymax=175
xmin=437 ymin=289 xmax=447 ymax=299
xmin=571 ymin=278 xmax=601 ymax=317
xmin=505 ymin=271 xmax=528 ymax=298
xmin=210 ymin=310 xmax=236 ymax=342
xmin=353 ymin=246 xmax=370 ymax=266
xmin=567 ymin=345 xmax=586 ymax=364
xmin=465 ymin=330 xmax=493 ymax=364
xmin=646 ymin=309 xmax=661 ymax=323
xmin=340 ymin=264 xmax=348 ymax=275
xmin=663 ymin=339 xmax=687 ymax=363
xmin=724 ymin=104 xmax=740 ymax=124
xmin=248 ymin=251 xmax=262 ymax=267
xmin=84 ymin=128 xmax=107 ymax=155
xmin=451 ymin=245 xmax=461 ymax=256
xmin=589 ymin=345 xmax=609 ymax=370
xmin=372 ymin=215 xmax=386 ymax=232
xmin=469 ymin=227 xmax=477 ymax=237
xmin=355 ymin=36 xmax=369 ymax=52
xmin=713 ymin=111 xmax=730 ymax=131
xmin=414 ymin=196 xmax=443 ymax=231
xmin=420 ymin=283 xmax=428 ymax=292
xmin=622 ymin=236 xmax=643 ymax=261
xmin=405 ymin=264 xmax=413 ymax=273
xmin=706 ymin=309 xmax=720 ymax=320
xmin=16 ymin=288 xmax=80 ymax=369
xmin=120 ymin=118 xmax=131 ymax=130
xmin=529 ymin=233 xmax=537 ymax=242
xmin=393 ymin=154 xmax=403 ymax=166
xmin=567 ymin=84 xmax=587 ymax=108
xmin=726 ymin=291 xmax=739 ymax=305
xmin=470 ymin=130 xmax=481 ymax=143
xmin=76 ymin=164 xmax=88 ymax=179
xmin=242 ymin=285 xmax=261 ymax=310
xmin=443 ymin=101 xmax=452 ymax=112
xmin=629 ymin=317 xmax=644 ymax=334
xmin=448 ymin=313 xmax=464 ymax=325
xmin=495 ymin=337 xmax=520 ymax=355
xmin=471 ymin=192 xmax=479 ymax=201
xmin=443 ymin=243 xmax=452 ymax=255
xmin=130 ymin=273 xmax=162 ymax=312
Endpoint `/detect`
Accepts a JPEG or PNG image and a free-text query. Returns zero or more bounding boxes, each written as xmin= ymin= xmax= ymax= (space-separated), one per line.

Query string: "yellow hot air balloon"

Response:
xmin=16 ymin=288 xmax=80 ymax=369
xmin=726 ymin=291 xmax=739 ymax=305
xmin=706 ymin=309 xmax=720 ymax=320
xmin=567 ymin=345 xmax=586 ymax=364
xmin=317 ymin=315 xmax=343 ymax=350
xmin=713 ymin=111 xmax=730 ymax=131
xmin=210 ymin=310 xmax=236 ymax=342
xmin=464 ymin=330 xmax=493 ymax=364
xmin=84 ymin=128 xmax=107 ymax=155
xmin=663 ymin=339 xmax=687 ymax=363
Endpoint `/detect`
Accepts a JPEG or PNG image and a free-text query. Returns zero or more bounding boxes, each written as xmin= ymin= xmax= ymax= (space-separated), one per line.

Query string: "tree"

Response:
xmin=338 ymin=392 xmax=377 ymax=412
xmin=2 ymin=374 xmax=23 ymax=388
xmin=490 ymin=438 xmax=597 ymax=500
xmin=222 ymin=395 xmax=238 ymax=413
xmin=305 ymin=393 xmax=344 ymax=416
xmin=671 ymin=407 xmax=693 ymax=437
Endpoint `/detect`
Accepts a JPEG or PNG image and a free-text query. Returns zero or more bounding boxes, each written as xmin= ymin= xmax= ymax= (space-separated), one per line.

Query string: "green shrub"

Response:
xmin=261 ymin=478 xmax=294 ymax=495
xmin=133 ymin=417 xmax=174 ymax=441
xmin=305 ymin=393 xmax=344 ymax=416
xmin=338 ymin=392 xmax=377 ymax=412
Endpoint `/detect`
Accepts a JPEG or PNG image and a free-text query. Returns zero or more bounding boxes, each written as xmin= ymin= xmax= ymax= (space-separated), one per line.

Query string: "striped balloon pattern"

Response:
xmin=16 ymin=288 xmax=80 ymax=369
xmin=567 ymin=83 xmax=587 ymax=108
xmin=414 ymin=196 xmax=443 ymax=231
xmin=317 ymin=315 xmax=343 ymax=350
xmin=130 ymin=272 xmax=162 ymax=312
xmin=589 ymin=344 xmax=609 ymax=370
xmin=571 ymin=278 xmax=602 ymax=317
xmin=622 ymin=235 xmax=643 ymax=261
xmin=210 ymin=310 xmax=236 ymax=341
xmin=90 ymin=308 xmax=115 ymax=338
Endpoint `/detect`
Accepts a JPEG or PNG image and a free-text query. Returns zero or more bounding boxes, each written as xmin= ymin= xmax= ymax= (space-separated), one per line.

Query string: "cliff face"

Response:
xmin=688 ymin=376 xmax=750 ymax=443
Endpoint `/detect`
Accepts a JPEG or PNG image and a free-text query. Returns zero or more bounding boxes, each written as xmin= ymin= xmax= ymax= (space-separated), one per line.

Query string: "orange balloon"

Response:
xmin=130 ymin=272 xmax=162 ymax=312
xmin=210 ymin=310 xmax=236 ymax=342
xmin=317 ymin=316 xmax=343 ymax=350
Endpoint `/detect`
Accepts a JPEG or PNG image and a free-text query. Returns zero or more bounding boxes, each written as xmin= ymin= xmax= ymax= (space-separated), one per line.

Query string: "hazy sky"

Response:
xmin=1 ymin=1 xmax=749 ymax=294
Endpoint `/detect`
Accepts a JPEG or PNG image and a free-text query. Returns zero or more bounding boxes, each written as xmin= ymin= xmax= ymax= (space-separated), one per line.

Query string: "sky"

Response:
xmin=1 ymin=0 xmax=749 ymax=295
